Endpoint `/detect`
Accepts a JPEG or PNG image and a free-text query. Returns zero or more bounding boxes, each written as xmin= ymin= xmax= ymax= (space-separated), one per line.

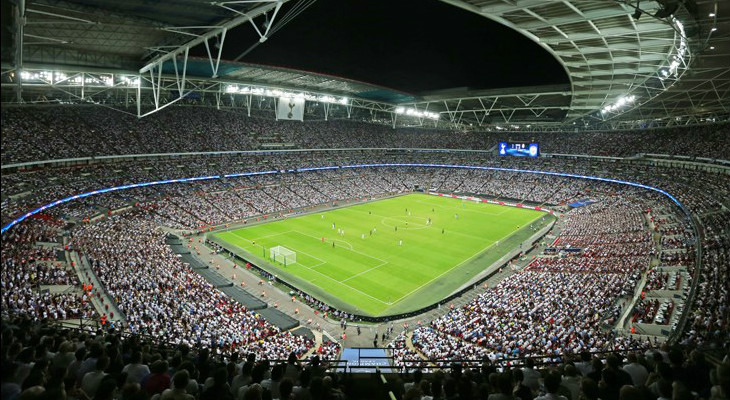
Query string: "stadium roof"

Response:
xmin=1 ymin=0 xmax=728 ymax=130
xmin=163 ymin=60 xmax=420 ymax=104
xmin=432 ymin=0 xmax=729 ymax=127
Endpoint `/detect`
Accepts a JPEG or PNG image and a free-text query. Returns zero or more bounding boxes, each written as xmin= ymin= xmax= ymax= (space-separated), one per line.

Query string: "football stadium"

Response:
xmin=1 ymin=0 xmax=729 ymax=399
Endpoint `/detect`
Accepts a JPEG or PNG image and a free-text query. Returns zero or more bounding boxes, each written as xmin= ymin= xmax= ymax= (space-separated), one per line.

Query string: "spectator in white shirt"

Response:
xmin=81 ymin=355 xmax=109 ymax=398
xmin=122 ymin=351 xmax=150 ymax=385
xmin=622 ymin=353 xmax=649 ymax=387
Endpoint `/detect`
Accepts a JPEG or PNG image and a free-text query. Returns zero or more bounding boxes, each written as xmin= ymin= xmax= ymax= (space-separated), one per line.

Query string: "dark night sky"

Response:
xmin=220 ymin=0 xmax=568 ymax=94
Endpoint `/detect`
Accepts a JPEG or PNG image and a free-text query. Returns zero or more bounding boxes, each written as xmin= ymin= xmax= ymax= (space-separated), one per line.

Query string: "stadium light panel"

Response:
xmin=219 ymin=83 xmax=347 ymax=107
xmin=601 ymin=95 xmax=637 ymax=114
xmin=121 ymin=76 xmax=139 ymax=86
xmin=395 ymin=107 xmax=439 ymax=120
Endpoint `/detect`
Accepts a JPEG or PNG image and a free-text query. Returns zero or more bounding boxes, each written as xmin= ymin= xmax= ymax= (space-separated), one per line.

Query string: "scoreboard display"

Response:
xmin=498 ymin=142 xmax=540 ymax=158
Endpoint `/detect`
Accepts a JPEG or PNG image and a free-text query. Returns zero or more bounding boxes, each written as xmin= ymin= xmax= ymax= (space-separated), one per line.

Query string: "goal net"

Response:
xmin=269 ymin=245 xmax=296 ymax=265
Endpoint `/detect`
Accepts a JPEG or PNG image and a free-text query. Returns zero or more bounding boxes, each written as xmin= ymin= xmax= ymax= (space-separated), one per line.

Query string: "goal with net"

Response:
xmin=269 ymin=245 xmax=296 ymax=266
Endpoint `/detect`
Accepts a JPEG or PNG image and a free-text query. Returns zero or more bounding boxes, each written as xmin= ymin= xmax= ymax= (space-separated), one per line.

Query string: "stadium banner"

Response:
xmin=276 ymin=97 xmax=305 ymax=121
xmin=428 ymin=191 xmax=554 ymax=214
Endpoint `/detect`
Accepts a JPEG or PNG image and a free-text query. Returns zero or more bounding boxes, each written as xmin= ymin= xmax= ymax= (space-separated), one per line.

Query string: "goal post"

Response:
xmin=269 ymin=245 xmax=296 ymax=266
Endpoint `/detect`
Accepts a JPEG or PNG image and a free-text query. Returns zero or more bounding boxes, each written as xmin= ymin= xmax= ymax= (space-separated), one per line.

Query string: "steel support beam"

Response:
xmin=137 ymin=0 xmax=287 ymax=118
xmin=140 ymin=1 xmax=281 ymax=74
xmin=14 ymin=0 xmax=26 ymax=102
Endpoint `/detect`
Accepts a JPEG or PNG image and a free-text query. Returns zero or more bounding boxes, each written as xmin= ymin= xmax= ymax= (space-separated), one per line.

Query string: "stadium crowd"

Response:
xmin=2 ymin=109 xmax=729 ymax=400
xmin=2 ymin=155 xmax=724 ymax=320
xmin=387 ymin=345 xmax=729 ymax=400
xmin=1 ymin=219 xmax=94 ymax=322
xmin=1 ymin=315 xmax=345 ymax=400
xmin=3 ymin=155 xmax=725 ymax=339
xmin=2 ymin=105 xmax=729 ymax=164
xmin=402 ymin=197 xmax=654 ymax=364
xmin=66 ymin=210 xmax=340 ymax=362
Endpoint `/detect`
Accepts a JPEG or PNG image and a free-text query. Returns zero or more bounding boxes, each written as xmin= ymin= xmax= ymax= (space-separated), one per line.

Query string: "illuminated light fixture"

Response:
xmin=223 ymin=85 xmax=346 ymax=105
xmin=711 ymin=27 xmax=717 ymax=32
xmin=709 ymin=13 xmax=715 ymax=17
xmin=710 ymin=46 xmax=715 ymax=50
xmin=601 ymin=95 xmax=637 ymax=114
xmin=657 ymin=17 xmax=688 ymax=82
xmin=120 ymin=76 xmax=139 ymax=86
xmin=394 ymin=106 xmax=439 ymax=119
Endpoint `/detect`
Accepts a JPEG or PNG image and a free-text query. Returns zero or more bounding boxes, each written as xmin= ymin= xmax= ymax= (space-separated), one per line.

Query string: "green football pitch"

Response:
xmin=211 ymin=193 xmax=552 ymax=316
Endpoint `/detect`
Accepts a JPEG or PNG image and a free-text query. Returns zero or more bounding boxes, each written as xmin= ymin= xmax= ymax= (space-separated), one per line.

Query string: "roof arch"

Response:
xmin=2 ymin=0 xmax=728 ymax=129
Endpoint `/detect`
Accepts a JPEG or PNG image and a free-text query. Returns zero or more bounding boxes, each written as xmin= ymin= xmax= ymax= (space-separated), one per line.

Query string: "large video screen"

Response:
xmin=498 ymin=142 xmax=540 ymax=157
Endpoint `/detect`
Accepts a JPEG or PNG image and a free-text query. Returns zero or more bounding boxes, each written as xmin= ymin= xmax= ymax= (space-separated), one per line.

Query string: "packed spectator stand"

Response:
xmin=2 ymin=106 xmax=730 ymax=165
xmin=1 ymin=105 xmax=729 ymax=399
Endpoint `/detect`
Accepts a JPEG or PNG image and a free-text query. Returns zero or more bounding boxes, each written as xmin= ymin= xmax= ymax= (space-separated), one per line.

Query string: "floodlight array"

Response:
xmin=660 ymin=18 xmax=689 ymax=81
xmin=224 ymin=85 xmax=347 ymax=104
xmin=394 ymin=107 xmax=440 ymax=120
xmin=601 ymin=95 xmax=637 ymax=114
xmin=120 ymin=76 xmax=140 ymax=86
xmin=597 ymin=14 xmax=690 ymax=120
xmin=18 ymin=70 xmax=138 ymax=87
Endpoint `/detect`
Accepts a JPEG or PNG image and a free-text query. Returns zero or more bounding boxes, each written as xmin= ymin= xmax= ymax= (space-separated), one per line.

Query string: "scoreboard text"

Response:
xmin=498 ymin=142 xmax=540 ymax=158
